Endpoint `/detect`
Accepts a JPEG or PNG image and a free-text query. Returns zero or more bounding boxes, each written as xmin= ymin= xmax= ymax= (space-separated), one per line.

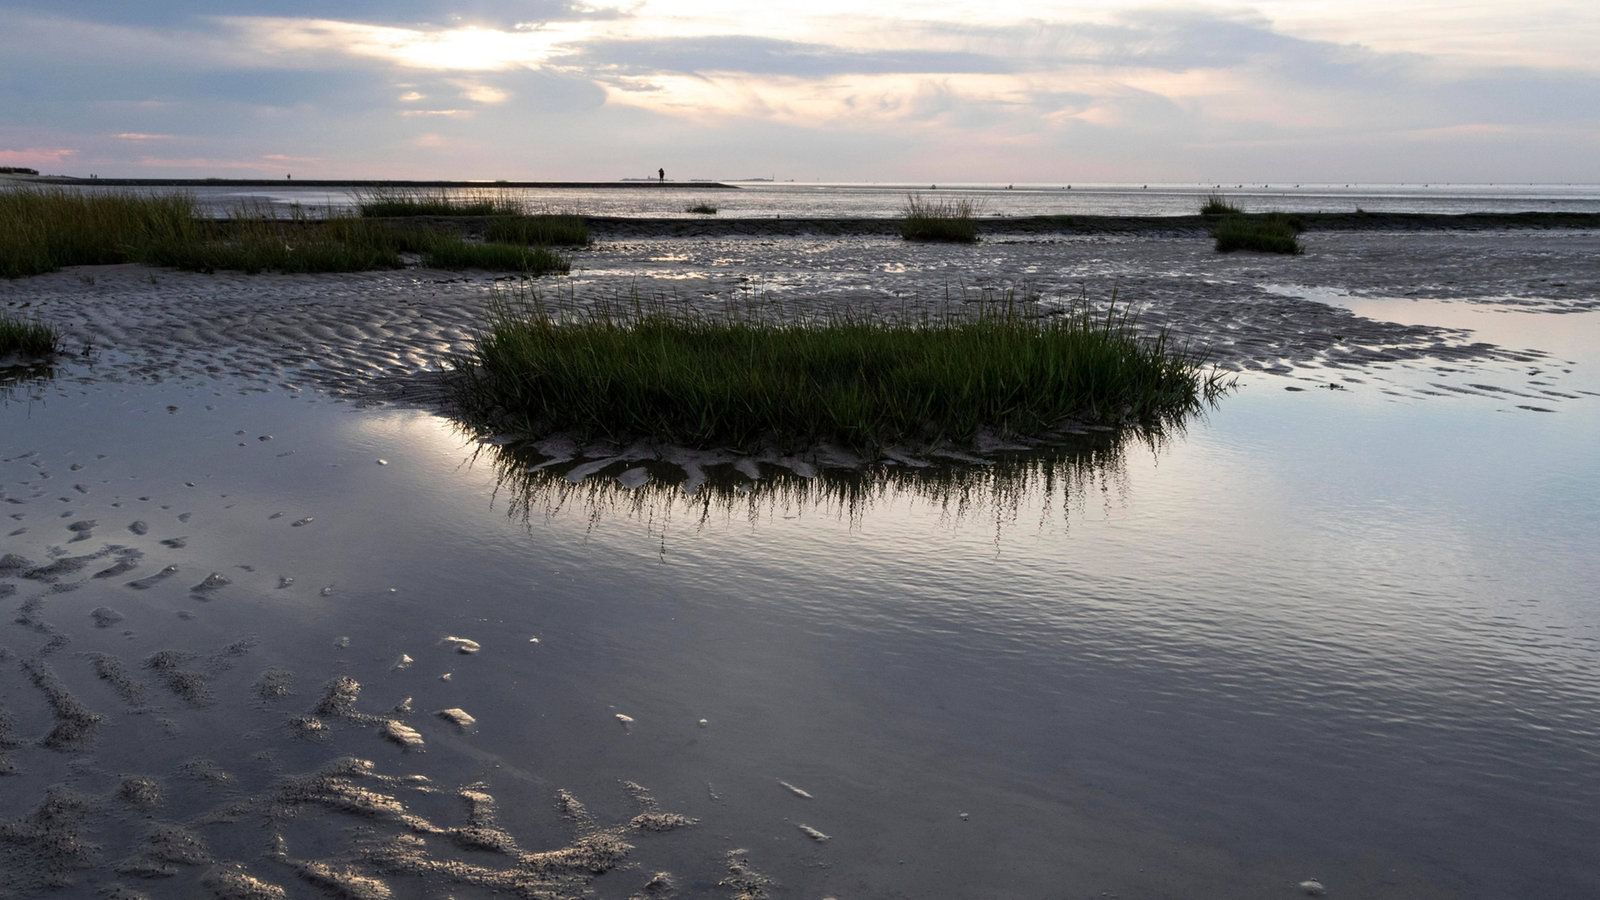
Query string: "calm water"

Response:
xmin=52 ymin=180 xmax=1600 ymax=219
xmin=3 ymin=290 xmax=1597 ymax=897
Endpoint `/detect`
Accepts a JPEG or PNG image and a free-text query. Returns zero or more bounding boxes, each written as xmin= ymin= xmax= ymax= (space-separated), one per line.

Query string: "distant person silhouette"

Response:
xmin=658 ymin=168 xmax=665 ymax=184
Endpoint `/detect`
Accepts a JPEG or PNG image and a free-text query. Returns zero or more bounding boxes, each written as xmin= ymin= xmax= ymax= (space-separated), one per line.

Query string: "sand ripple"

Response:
xmin=5 ymin=229 xmax=1592 ymax=410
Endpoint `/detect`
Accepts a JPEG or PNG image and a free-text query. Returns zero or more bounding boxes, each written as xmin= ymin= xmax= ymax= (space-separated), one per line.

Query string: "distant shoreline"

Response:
xmin=509 ymin=211 xmax=1600 ymax=237
xmin=10 ymin=176 xmax=741 ymax=190
xmin=157 ymin=210 xmax=1600 ymax=236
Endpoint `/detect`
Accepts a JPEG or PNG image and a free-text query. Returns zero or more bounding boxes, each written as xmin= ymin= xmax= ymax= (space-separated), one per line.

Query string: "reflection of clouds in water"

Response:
xmin=1261 ymin=283 xmax=1600 ymax=401
xmin=470 ymin=425 xmax=1180 ymax=544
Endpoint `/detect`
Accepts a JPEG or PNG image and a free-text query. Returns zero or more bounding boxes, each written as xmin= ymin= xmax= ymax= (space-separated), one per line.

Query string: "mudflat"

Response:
xmin=2 ymin=224 xmax=1598 ymax=898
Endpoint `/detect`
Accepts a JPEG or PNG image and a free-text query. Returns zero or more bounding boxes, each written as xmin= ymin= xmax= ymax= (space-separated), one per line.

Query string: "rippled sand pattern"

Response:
xmin=4 ymin=229 xmax=1595 ymax=408
xmin=0 ymin=503 xmax=708 ymax=898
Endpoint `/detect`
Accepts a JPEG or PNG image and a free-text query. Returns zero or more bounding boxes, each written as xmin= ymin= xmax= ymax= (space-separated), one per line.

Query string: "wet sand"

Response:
xmin=3 ymin=225 xmax=1599 ymax=897
xmin=6 ymin=230 xmax=1596 ymax=399
xmin=586 ymin=210 xmax=1600 ymax=237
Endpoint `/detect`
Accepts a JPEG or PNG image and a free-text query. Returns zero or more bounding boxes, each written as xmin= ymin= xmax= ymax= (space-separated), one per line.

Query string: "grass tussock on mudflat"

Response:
xmin=900 ymin=195 xmax=980 ymax=243
xmin=684 ymin=202 xmax=719 ymax=215
xmin=356 ymin=188 xmax=522 ymax=217
xmin=422 ymin=240 xmax=570 ymax=274
xmin=1199 ymin=193 xmax=1242 ymax=216
xmin=485 ymin=214 xmax=590 ymax=246
xmin=144 ymin=217 xmax=405 ymax=274
xmin=0 ymin=188 xmax=573 ymax=276
xmin=1213 ymin=213 xmax=1305 ymax=255
xmin=0 ymin=189 xmax=198 ymax=277
xmin=0 ymin=314 xmax=59 ymax=356
xmin=453 ymin=291 xmax=1228 ymax=452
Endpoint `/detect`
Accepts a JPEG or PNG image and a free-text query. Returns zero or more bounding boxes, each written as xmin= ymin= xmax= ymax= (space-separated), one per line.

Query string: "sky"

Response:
xmin=2 ymin=0 xmax=1598 ymax=182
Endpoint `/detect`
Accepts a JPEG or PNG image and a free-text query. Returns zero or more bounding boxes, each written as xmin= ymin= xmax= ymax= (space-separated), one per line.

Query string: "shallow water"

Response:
xmin=25 ymin=180 xmax=1600 ymax=219
xmin=2 ymin=233 xmax=1598 ymax=897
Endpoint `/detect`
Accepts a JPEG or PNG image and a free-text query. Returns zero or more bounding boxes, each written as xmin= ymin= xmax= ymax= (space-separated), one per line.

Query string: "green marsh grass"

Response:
xmin=1 ymin=188 xmax=198 ymax=277
xmin=484 ymin=214 xmax=590 ymax=246
xmin=1212 ymin=213 xmax=1305 ymax=254
xmin=1199 ymin=193 xmax=1242 ymax=216
xmin=143 ymin=217 xmax=405 ymax=274
xmin=0 ymin=314 xmax=59 ymax=356
xmin=422 ymin=240 xmax=570 ymax=274
xmin=684 ymin=202 xmax=719 ymax=215
xmin=355 ymin=188 xmax=523 ymax=217
xmin=900 ymin=195 xmax=980 ymax=243
xmin=1 ymin=188 xmax=570 ymax=276
xmin=453 ymin=289 xmax=1228 ymax=452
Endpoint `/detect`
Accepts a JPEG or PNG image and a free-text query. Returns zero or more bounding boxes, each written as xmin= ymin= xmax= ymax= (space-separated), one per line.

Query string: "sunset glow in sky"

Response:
xmin=3 ymin=1 xmax=1598 ymax=181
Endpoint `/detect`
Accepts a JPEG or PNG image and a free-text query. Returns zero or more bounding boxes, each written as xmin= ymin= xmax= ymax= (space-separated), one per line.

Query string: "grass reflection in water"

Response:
xmin=468 ymin=423 xmax=1186 ymax=542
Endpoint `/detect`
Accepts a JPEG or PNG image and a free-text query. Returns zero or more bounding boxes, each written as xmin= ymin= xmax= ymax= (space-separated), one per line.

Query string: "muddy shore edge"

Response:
xmin=220 ymin=211 xmax=1600 ymax=239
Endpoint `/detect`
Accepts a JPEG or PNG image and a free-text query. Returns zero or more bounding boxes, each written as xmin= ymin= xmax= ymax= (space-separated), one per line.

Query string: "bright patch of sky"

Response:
xmin=2 ymin=1 xmax=1596 ymax=180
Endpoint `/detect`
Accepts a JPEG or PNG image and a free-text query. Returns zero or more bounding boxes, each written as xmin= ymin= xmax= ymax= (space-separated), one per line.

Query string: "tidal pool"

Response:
xmin=1 ymin=234 xmax=1597 ymax=898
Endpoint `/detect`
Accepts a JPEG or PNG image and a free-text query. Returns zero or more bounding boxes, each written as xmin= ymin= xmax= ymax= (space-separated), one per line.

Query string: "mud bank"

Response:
xmin=583 ymin=211 xmax=1600 ymax=239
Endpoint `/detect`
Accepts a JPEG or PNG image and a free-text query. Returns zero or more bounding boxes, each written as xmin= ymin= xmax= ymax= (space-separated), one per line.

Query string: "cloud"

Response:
xmin=134 ymin=156 xmax=281 ymax=170
xmin=899 ymin=10 xmax=1410 ymax=79
xmin=3 ymin=0 xmax=633 ymax=30
xmin=1438 ymin=68 xmax=1600 ymax=126
xmin=453 ymin=81 xmax=509 ymax=103
xmin=217 ymin=17 xmax=581 ymax=71
xmin=0 ymin=147 xmax=76 ymax=164
xmin=3 ymin=3 xmax=1596 ymax=181
xmin=575 ymin=35 xmax=1013 ymax=77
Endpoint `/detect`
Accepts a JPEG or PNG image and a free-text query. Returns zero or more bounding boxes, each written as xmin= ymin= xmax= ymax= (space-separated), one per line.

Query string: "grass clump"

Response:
xmin=1 ymin=189 xmax=198 ymax=278
xmin=1199 ymin=193 xmax=1242 ymax=216
xmin=0 ymin=189 xmax=572 ymax=276
xmin=422 ymin=240 xmax=570 ymax=274
xmin=453 ymin=290 xmax=1227 ymax=453
xmin=900 ymin=195 xmax=980 ymax=243
xmin=485 ymin=214 xmax=590 ymax=246
xmin=356 ymin=188 xmax=523 ymax=217
xmin=684 ymin=202 xmax=719 ymax=215
xmin=0 ymin=314 xmax=59 ymax=356
xmin=143 ymin=218 xmax=405 ymax=274
xmin=1213 ymin=213 xmax=1304 ymax=255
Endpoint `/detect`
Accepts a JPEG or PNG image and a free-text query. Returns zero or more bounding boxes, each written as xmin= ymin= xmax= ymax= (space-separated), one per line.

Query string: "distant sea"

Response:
xmin=37 ymin=180 xmax=1600 ymax=218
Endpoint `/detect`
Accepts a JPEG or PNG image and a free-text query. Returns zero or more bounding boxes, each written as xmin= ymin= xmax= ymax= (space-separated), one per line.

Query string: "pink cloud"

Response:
xmin=136 ymin=156 xmax=281 ymax=170
xmin=0 ymin=147 xmax=76 ymax=164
